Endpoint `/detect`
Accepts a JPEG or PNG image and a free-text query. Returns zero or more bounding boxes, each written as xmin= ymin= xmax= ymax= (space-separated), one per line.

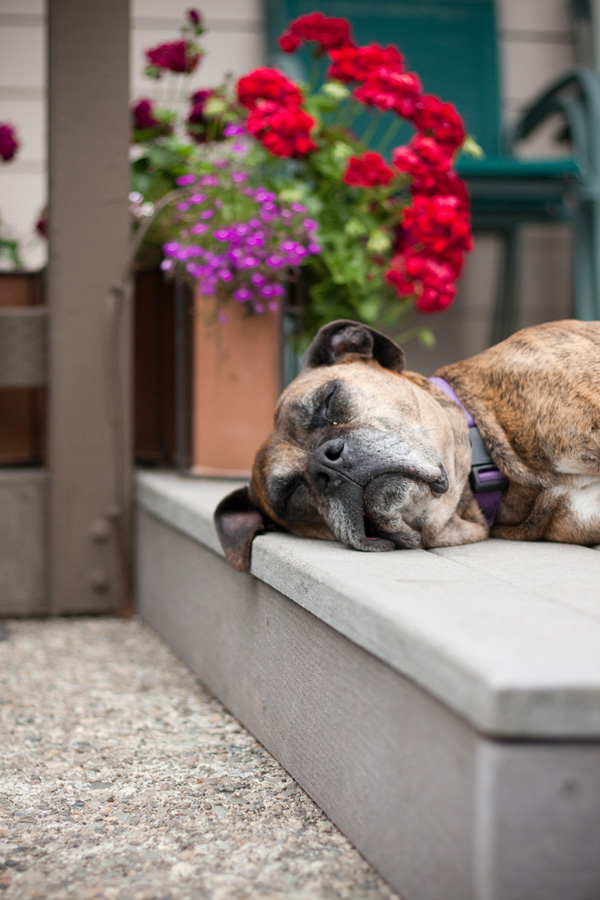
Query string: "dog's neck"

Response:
xmin=429 ymin=377 xmax=508 ymax=526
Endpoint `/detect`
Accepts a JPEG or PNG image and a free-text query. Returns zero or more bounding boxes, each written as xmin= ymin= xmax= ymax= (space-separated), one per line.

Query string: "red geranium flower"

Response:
xmin=354 ymin=69 xmax=422 ymax=117
xmin=279 ymin=32 xmax=302 ymax=53
xmin=132 ymin=98 xmax=160 ymax=130
xmin=246 ymin=102 xmax=317 ymax=158
xmin=386 ymin=251 xmax=458 ymax=311
xmin=327 ymin=44 xmax=404 ymax=84
xmin=279 ymin=12 xmax=353 ymax=53
xmin=0 ymin=122 xmax=19 ymax=162
xmin=343 ymin=152 xmax=395 ymax=187
xmin=131 ymin=98 xmax=174 ymax=139
xmin=236 ymin=67 xmax=303 ymax=110
xmin=392 ymin=135 xmax=472 ymax=199
xmin=394 ymin=135 xmax=452 ymax=173
xmin=411 ymin=94 xmax=466 ymax=151
xmin=187 ymin=8 xmax=203 ymax=29
xmin=402 ymin=193 xmax=472 ymax=255
xmin=145 ymin=38 xmax=202 ymax=75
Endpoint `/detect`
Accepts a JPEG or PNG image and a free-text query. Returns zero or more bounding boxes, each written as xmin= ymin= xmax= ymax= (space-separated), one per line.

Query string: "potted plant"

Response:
xmin=131 ymin=8 xmax=475 ymax=475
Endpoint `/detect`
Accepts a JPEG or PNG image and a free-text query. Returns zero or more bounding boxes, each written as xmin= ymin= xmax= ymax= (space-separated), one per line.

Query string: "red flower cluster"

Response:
xmin=131 ymin=98 xmax=174 ymax=139
xmin=278 ymin=12 xmax=353 ymax=54
xmin=385 ymin=253 xmax=459 ymax=311
xmin=327 ymin=44 xmax=403 ymax=84
xmin=412 ymin=94 xmax=466 ymax=152
xmin=276 ymin=14 xmax=471 ymax=310
xmin=236 ymin=68 xmax=317 ymax=158
xmin=343 ymin=152 xmax=394 ymax=187
xmin=132 ymin=98 xmax=159 ymax=130
xmin=237 ymin=68 xmax=303 ymax=110
xmin=145 ymin=38 xmax=202 ymax=75
xmin=0 ymin=122 xmax=19 ymax=162
xmin=238 ymin=12 xmax=472 ymax=312
xmin=246 ymin=101 xmax=317 ymax=158
xmin=390 ymin=104 xmax=471 ymax=310
xmin=354 ymin=70 xmax=422 ymax=118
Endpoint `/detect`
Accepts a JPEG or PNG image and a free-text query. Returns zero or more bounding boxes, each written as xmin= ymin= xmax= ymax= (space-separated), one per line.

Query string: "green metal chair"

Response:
xmin=265 ymin=0 xmax=600 ymax=341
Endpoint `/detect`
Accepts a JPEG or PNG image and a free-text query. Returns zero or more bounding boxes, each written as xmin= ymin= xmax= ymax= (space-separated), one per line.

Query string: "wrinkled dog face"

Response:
xmin=215 ymin=320 xmax=481 ymax=571
xmin=250 ymin=360 xmax=459 ymax=552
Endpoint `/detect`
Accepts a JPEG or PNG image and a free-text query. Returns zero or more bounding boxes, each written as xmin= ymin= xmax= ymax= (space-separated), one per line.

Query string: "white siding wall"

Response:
xmin=0 ymin=0 xmax=583 ymax=365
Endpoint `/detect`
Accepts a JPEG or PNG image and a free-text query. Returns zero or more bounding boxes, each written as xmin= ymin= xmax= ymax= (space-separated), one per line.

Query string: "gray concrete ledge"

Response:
xmin=136 ymin=471 xmax=600 ymax=740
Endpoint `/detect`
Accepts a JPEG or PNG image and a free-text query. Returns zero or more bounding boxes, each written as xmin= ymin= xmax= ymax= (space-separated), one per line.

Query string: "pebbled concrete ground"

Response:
xmin=0 ymin=617 xmax=401 ymax=900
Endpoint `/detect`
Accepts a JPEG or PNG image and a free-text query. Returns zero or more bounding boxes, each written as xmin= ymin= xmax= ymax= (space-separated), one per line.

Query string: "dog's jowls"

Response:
xmin=215 ymin=319 xmax=600 ymax=571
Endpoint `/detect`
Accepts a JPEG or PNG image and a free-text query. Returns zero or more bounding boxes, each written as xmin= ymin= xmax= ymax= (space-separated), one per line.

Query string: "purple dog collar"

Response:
xmin=429 ymin=376 xmax=508 ymax=527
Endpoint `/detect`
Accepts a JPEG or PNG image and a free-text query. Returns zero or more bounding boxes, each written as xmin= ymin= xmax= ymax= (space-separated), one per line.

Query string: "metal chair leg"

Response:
xmin=573 ymin=203 xmax=595 ymax=320
xmin=492 ymin=229 xmax=520 ymax=344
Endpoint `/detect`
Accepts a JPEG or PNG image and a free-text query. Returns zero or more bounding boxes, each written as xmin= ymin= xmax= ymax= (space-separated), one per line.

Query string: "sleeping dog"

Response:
xmin=215 ymin=318 xmax=600 ymax=571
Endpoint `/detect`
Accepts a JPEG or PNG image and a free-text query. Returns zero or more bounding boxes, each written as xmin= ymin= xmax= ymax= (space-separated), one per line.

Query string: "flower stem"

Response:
xmin=375 ymin=116 xmax=404 ymax=155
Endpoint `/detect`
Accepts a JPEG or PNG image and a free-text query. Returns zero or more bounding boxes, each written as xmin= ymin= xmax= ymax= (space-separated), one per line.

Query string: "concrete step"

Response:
xmin=135 ymin=470 xmax=600 ymax=900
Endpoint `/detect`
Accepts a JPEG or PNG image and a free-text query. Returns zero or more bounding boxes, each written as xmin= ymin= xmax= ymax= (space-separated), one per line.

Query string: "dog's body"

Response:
xmin=216 ymin=319 xmax=600 ymax=571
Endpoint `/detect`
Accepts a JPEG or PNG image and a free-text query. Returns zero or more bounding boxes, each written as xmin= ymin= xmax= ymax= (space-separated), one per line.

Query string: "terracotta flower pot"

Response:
xmin=189 ymin=292 xmax=282 ymax=477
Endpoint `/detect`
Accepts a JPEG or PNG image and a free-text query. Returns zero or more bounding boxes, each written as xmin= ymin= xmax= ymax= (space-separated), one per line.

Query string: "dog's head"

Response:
xmin=215 ymin=320 xmax=477 ymax=571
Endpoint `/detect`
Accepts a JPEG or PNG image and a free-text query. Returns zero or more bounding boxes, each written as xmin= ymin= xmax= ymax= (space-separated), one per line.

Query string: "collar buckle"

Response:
xmin=468 ymin=425 xmax=509 ymax=494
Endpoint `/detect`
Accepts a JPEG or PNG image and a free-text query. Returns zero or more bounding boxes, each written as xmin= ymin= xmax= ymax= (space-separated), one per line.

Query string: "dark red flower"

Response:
xmin=132 ymin=98 xmax=159 ymax=130
xmin=187 ymin=8 xmax=202 ymax=28
xmin=327 ymin=44 xmax=404 ymax=84
xmin=145 ymin=38 xmax=202 ymax=75
xmin=279 ymin=12 xmax=353 ymax=53
xmin=354 ymin=69 xmax=421 ymax=117
xmin=0 ymin=122 xmax=19 ymax=162
xmin=411 ymin=94 xmax=465 ymax=151
xmin=35 ymin=208 xmax=48 ymax=239
xmin=186 ymin=89 xmax=229 ymax=143
xmin=131 ymin=98 xmax=174 ymax=139
xmin=343 ymin=151 xmax=395 ymax=187
xmin=246 ymin=101 xmax=317 ymax=158
xmin=236 ymin=67 xmax=303 ymax=110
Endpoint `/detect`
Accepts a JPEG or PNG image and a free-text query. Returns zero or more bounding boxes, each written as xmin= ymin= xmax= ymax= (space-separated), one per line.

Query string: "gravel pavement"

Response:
xmin=0 ymin=617 xmax=401 ymax=900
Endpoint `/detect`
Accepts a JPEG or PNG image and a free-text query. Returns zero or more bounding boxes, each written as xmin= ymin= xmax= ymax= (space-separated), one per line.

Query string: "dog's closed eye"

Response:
xmin=312 ymin=383 xmax=342 ymax=428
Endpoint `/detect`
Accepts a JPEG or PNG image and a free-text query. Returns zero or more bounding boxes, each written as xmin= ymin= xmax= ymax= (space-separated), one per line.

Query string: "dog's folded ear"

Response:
xmin=214 ymin=487 xmax=271 ymax=572
xmin=302 ymin=319 xmax=405 ymax=373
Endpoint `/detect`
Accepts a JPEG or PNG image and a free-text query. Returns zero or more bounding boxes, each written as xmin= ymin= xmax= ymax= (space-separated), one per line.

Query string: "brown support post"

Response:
xmin=47 ymin=0 xmax=131 ymax=614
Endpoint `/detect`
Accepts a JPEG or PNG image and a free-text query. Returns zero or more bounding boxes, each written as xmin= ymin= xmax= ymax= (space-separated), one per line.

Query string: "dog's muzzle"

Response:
xmin=307 ymin=434 xmax=449 ymax=551
xmin=309 ymin=436 xmax=449 ymax=495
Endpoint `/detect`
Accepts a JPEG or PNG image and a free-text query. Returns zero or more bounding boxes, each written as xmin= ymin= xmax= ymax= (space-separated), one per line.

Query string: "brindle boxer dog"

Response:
xmin=215 ymin=318 xmax=600 ymax=571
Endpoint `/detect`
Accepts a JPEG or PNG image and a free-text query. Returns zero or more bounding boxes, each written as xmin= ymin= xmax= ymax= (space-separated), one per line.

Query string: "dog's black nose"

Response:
xmin=309 ymin=439 xmax=350 ymax=493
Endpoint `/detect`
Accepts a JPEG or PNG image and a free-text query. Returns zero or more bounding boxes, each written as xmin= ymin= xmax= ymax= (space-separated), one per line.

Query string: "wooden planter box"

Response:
xmin=0 ymin=271 xmax=46 ymax=466
xmin=133 ymin=269 xmax=178 ymax=466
